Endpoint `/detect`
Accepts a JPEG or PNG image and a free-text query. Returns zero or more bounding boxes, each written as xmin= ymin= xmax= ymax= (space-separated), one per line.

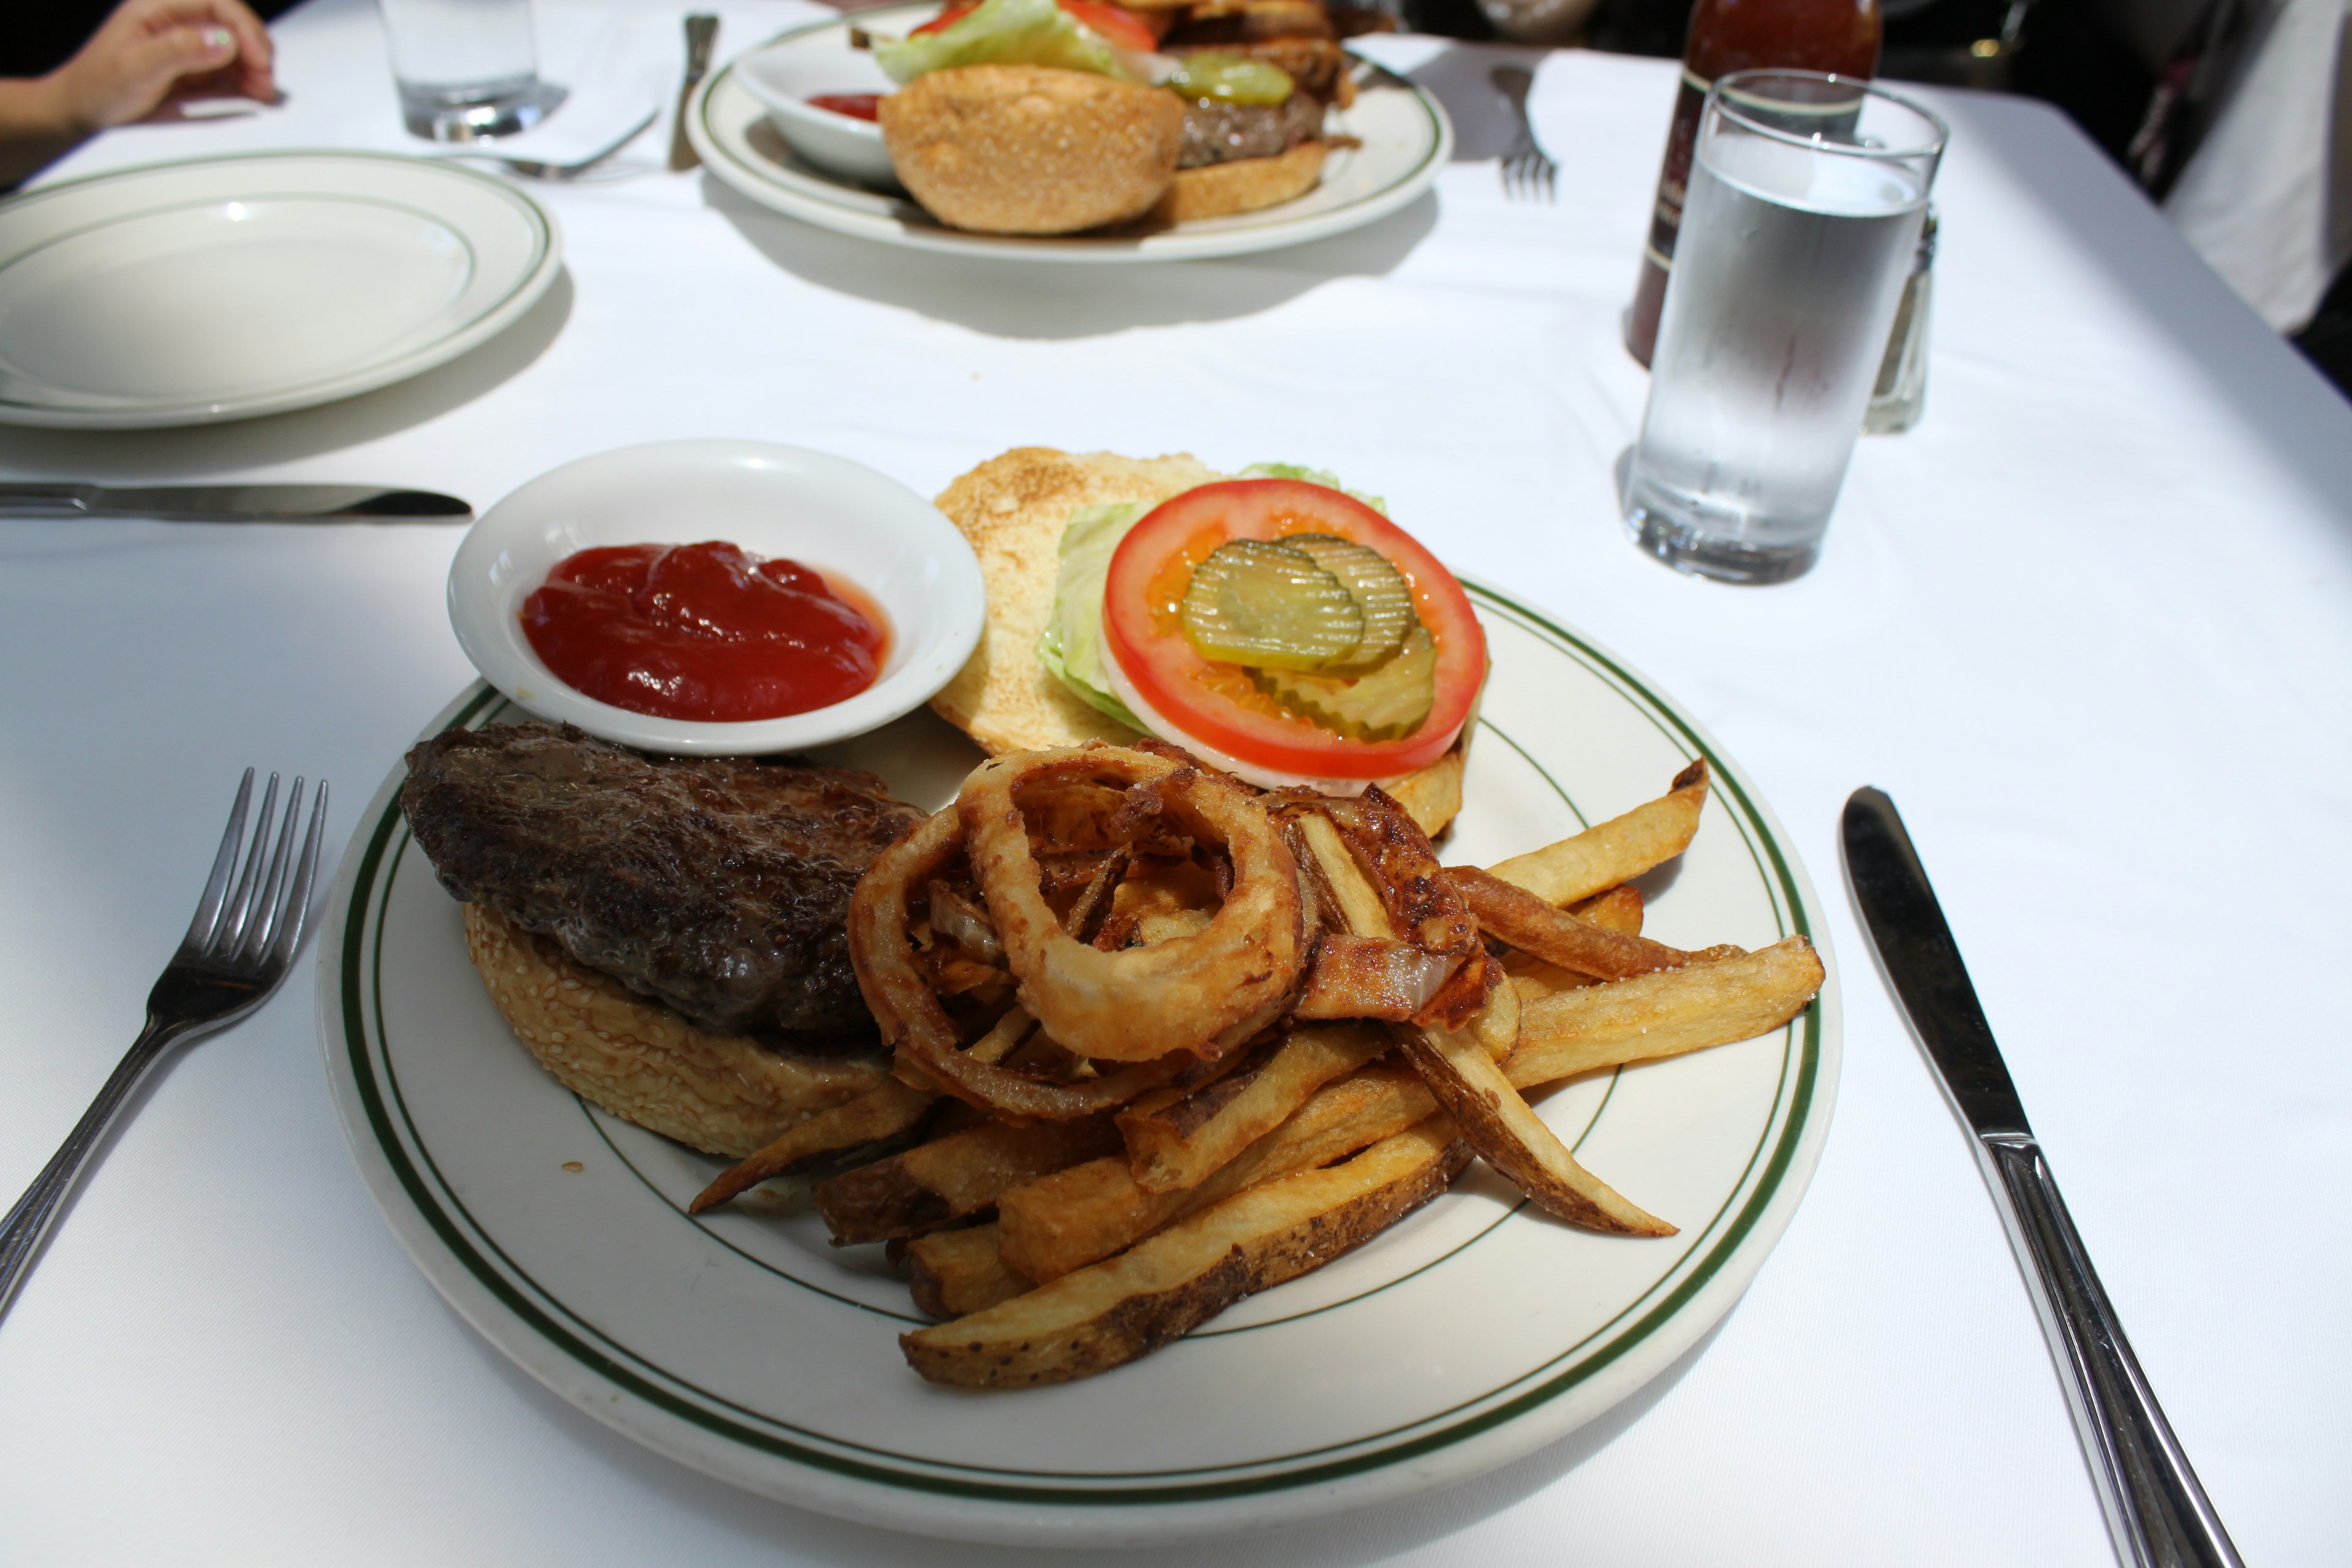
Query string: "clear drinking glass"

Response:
xmin=1623 ymin=70 xmax=1948 ymax=584
xmin=378 ymin=0 xmax=566 ymax=142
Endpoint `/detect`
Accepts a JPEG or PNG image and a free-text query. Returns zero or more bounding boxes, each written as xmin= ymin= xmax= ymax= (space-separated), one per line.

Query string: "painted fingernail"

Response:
xmin=203 ymin=26 xmax=233 ymax=51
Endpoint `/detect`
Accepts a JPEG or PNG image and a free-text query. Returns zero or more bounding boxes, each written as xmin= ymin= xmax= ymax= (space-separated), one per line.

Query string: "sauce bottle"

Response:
xmin=1624 ymin=0 xmax=1883 ymax=366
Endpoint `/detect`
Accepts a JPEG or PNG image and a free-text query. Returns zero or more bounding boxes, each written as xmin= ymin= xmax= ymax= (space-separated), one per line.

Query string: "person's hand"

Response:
xmin=50 ymin=0 xmax=277 ymax=134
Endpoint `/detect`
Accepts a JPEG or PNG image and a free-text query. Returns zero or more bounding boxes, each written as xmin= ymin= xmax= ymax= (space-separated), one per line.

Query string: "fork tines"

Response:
xmin=183 ymin=768 xmax=330 ymax=971
xmin=1502 ymin=137 xmax=1558 ymax=203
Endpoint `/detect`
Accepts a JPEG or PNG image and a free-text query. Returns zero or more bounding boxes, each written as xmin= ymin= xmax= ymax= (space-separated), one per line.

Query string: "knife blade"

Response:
xmin=1842 ymin=787 xmax=2241 ymax=1568
xmin=0 ymin=483 xmax=471 ymax=522
xmin=668 ymin=13 xmax=721 ymax=173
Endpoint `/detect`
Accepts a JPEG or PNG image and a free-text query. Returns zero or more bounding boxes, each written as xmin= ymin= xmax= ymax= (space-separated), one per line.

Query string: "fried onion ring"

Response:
xmin=848 ymin=808 xmax=1198 ymax=1119
xmin=959 ymin=747 xmax=1306 ymax=1063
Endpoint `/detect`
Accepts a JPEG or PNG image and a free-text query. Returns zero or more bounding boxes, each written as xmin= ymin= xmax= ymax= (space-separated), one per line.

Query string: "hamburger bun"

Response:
xmin=464 ymin=902 xmax=888 ymax=1159
xmin=927 ymin=447 xmax=1469 ymax=836
xmin=879 ymin=65 xmax=1185 ymax=235
xmin=1159 ymin=139 xmax=1327 ymax=224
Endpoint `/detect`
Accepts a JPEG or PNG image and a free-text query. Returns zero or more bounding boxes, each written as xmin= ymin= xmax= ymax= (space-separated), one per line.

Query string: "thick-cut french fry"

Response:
xmin=1500 ymin=888 xmax=1643 ymax=1004
xmin=813 ymin=1114 xmax=1122 ymax=1245
xmin=1448 ymin=864 xmax=1732 ymax=981
xmin=688 ymin=1077 xmax=935 ymax=1215
xmin=902 ymin=1118 xmax=1469 ymax=1387
xmin=1573 ymin=884 xmax=1645 ymax=933
xmin=1508 ymin=937 xmax=1825 ymax=1086
xmin=1119 ymin=1020 xmax=1388 ymax=1193
xmin=1005 ymin=1066 xmax=1437 ymax=1281
xmin=907 ymin=1224 xmax=1035 ymax=1318
xmin=1295 ymin=812 xmax=1392 ymax=936
xmin=1483 ymin=760 xmax=1709 ymax=907
xmin=1396 ymin=1020 xmax=1673 ymax=1235
xmin=1466 ymin=959 xmax=1520 ymax=1059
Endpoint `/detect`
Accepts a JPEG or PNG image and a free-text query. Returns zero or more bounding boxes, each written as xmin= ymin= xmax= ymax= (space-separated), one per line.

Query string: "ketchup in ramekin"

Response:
xmin=806 ymin=93 xmax=883 ymax=121
xmin=521 ymin=541 xmax=888 ymax=723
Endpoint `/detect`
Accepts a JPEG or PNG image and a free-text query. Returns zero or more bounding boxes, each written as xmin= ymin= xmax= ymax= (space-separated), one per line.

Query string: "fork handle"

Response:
xmin=0 ymin=1017 xmax=185 ymax=1316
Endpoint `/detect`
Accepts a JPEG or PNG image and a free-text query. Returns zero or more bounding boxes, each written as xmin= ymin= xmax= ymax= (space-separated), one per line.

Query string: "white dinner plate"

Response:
xmin=317 ymin=585 xmax=1840 ymax=1545
xmin=0 ymin=153 xmax=561 ymax=428
xmin=687 ymin=7 xmax=1453 ymax=263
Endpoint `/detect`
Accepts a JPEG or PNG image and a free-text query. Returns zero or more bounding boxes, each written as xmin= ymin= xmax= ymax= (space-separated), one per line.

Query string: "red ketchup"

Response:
xmin=807 ymin=92 xmax=883 ymax=121
xmin=522 ymin=541 xmax=888 ymax=723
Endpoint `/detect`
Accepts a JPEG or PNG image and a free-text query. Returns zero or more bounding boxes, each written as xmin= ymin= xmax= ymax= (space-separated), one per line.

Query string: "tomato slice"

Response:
xmin=911 ymin=0 xmax=1159 ymax=51
xmin=1058 ymin=0 xmax=1160 ymax=51
xmin=1102 ymin=480 xmax=1487 ymax=780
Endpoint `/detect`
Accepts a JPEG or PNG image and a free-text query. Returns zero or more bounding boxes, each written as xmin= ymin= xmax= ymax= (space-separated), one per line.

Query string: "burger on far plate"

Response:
xmin=865 ymin=0 xmax=1392 ymax=235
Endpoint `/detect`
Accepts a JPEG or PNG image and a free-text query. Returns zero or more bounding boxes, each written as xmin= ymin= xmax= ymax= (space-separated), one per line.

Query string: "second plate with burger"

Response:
xmin=694 ymin=1 xmax=1451 ymax=262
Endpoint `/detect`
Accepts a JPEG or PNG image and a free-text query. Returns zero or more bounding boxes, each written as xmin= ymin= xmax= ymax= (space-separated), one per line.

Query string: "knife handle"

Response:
xmin=1977 ymin=1134 xmax=2243 ymax=1568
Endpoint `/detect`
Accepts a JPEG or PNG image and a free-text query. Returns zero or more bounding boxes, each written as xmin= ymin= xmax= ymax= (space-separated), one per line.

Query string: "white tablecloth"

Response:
xmin=2 ymin=2 xmax=2347 ymax=1562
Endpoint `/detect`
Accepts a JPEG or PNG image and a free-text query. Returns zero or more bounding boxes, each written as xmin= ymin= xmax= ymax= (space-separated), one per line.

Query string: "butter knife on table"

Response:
xmin=0 ymin=484 xmax=471 ymax=522
xmin=1842 ymin=788 xmax=2242 ymax=1568
xmin=668 ymin=14 xmax=721 ymax=172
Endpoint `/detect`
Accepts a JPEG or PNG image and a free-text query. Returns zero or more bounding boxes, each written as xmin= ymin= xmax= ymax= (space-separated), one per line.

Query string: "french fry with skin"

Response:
xmin=814 ymin=1114 xmax=1122 ymax=1245
xmin=907 ymin=1223 xmax=1034 ymax=1318
xmin=1507 ymin=937 xmax=1825 ymax=1085
xmin=1001 ymin=1066 xmax=1438 ymax=1282
xmin=1296 ymin=801 xmax=1666 ymax=1235
xmin=1484 ymin=760 xmax=1709 ymax=907
xmin=1447 ymin=864 xmax=1733 ymax=981
xmin=1118 ymin=1020 xmax=1389 ymax=1193
xmin=902 ymin=1117 xmax=1471 ymax=1388
xmin=1396 ymin=1018 xmax=1674 ymax=1235
xmin=688 ymin=1077 xmax=935 ymax=1215
xmin=1504 ymin=886 xmax=1647 ymax=1005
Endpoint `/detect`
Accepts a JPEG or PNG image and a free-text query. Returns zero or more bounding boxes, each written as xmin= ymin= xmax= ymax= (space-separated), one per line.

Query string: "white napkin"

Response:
xmin=435 ymin=5 xmax=680 ymax=168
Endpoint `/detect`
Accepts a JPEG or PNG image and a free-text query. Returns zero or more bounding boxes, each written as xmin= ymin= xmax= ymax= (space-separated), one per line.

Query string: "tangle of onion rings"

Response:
xmin=959 ymin=747 xmax=1306 ymax=1064
xmin=847 ymin=807 xmax=1199 ymax=1120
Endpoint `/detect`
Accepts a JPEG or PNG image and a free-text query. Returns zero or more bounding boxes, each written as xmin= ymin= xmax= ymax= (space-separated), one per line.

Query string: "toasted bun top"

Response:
xmin=930 ymin=447 xmax=1224 ymax=756
xmin=880 ymin=66 xmax=1185 ymax=236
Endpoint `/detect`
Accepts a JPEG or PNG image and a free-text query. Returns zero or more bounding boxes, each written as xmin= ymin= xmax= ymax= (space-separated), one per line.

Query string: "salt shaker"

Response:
xmin=1866 ymin=205 xmax=1936 ymax=434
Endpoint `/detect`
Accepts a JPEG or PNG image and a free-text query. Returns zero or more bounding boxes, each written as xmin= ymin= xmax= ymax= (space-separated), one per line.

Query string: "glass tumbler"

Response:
xmin=378 ymin=0 xmax=567 ymax=142
xmin=1623 ymin=70 xmax=1947 ymax=584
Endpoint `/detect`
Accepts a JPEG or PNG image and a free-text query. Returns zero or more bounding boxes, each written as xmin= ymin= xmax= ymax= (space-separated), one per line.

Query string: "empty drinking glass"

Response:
xmin=1623 ymin=71 xmax=1947 ymax=583
xmin=378 ymin=0 xmax=566 ymax=141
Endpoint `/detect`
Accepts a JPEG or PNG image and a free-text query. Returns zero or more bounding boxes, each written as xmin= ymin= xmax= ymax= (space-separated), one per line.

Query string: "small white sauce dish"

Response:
xmin=734 ymin=45 xmax=901 ymax=189
xmin=448 ymin=440 xmax=984 ymax=756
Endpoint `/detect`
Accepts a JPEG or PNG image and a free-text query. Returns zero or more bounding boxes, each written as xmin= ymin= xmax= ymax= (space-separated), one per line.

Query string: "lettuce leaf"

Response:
xmin=1037 ymin=501 xmax=1148 ymax=730
xmin=1237 ymin=462 xmax=1386 ymax=514
xmin=1037 ymin=464 xmax=1378 ymax=728
xmin=873 ymin=0 xmax=1128 ymax=85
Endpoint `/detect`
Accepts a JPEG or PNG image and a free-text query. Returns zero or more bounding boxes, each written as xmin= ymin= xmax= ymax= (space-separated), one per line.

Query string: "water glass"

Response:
xmin=1624 ymin=71 xmax=1948 ymax=584
xmin=378 ymin=0 xmax=566 ymax=142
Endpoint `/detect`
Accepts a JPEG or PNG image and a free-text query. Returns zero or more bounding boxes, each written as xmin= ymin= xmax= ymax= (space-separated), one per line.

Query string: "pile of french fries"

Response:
xmin=699 ymin=759 xmax=1823 ymax=1389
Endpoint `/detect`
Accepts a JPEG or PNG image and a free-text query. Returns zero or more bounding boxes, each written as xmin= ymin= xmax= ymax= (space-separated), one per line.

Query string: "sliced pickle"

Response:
xmin=1253 ymin=624 xmax=1438 ymax=741
xmin=1181 ymin=539 xmax=1363 ymax=671
xmin=1163 ymin=53 xmax=1295 ymax=106
xmin=1283 ymin=533 xmax=1415 ymax=671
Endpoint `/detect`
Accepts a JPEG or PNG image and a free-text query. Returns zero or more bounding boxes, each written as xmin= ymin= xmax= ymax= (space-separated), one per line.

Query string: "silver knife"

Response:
xmin=668 ymin=14 xmax=721 ymax=173
xmin=0 ymin=483 xmax=470 ymax=522
xmin=1842 ymin=788 xmax=2242 ymax=1568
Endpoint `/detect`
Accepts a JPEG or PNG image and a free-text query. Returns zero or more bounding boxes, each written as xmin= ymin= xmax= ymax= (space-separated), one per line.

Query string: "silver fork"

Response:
xmin=434 ymin=105 xmax=660 ymax=180
xmin=0 ymin=769 xmax=329 ymax=1316
xmin=1491 ymin=66 xmax=1556 ymax=202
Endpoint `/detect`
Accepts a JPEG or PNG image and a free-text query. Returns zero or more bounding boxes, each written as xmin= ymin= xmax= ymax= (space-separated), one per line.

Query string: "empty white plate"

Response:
xmin=0 ymin=152 xmax=562 ymax=428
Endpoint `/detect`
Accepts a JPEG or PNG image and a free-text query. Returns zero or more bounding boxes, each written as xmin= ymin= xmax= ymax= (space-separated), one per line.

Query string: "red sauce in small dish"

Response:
xmin=521 ymin=541 xmax=888 ymax=723
xmin=807 ymin=92 xmax=883 ymax=121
